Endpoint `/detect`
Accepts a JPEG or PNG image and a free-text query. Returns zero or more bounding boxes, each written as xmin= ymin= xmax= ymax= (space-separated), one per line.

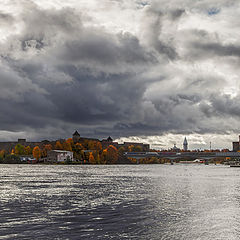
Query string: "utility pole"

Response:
xmin=210 ymin=142 xmax=212 ymax=151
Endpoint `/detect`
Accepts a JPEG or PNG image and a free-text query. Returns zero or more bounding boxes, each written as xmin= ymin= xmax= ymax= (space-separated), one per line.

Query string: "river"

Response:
xmin=0 ymin=164 xmax=240 ymax=239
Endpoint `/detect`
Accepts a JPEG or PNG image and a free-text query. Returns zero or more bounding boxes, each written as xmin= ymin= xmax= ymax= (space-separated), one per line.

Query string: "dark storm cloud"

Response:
xmin=0 ymin=2 xmax=157 ymax=139
xmin=170 ymin=9 xmax=185 ymax=20
xmin=0 ymin=0 xmax=240 ymax=142
xmin=191 ymin=42 xmax=240 ymax=58
xmin=208 ymin=95 xmax=240 ymax=117
xmin=55 ymin=31 xmax=156 ymax=73
xmin=0 ymin=12 xmax=14 ymax=26
xmin=141 ymin=7 xmax=179 ymax=60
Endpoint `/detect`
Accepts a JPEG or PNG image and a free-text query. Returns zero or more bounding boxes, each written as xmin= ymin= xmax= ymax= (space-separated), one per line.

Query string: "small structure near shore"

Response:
xmin=20 ymin=156 xmax=37 ymax=163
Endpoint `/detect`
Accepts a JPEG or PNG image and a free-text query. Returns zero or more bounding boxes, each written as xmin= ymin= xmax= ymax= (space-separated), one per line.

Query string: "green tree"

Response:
xmin=15 ymin=144 xmax=25 ymax=155
xmin=4 ymin=154 xmax=21 ymax=164
xmin=133 ymin=145 xmax=143 ymax=152
xmin=65 ymin=155 xmax=71 ymax=164
xmin=24 ymin=146 xmax=32 ymax=155
xmin=96 ymin=153 xmax=101 ymax=164
xmin=118 ymin=146 xmax=126 ymax=155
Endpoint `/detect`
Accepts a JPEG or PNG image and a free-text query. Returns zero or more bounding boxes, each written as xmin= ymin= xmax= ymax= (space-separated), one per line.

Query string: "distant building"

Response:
xmin=171 ymin=144 xmax=180 ymax=152
xmin=183 ymin=137 xmax=188 ymax=151
xmin=107 ymin=136 xmax=113 ymax=142
xmin=72 ymin=131 xmax=100 ymax=144
xmin=0 ymin=138 xmax=43 ymax=152
xmin=0 ymin=131 xmax=151 ymax=154
xmin=18 ymin=139 xmax=27 ymax=145
xmin=47 ymin=150 xmax=73 ymax=163
xmin=232 ymin=135 xmax=240 ymax=151
xmin=101 ymin=136 xmax=119 ymax=149
xmin=119 ymin=142 xmax=150 ymax=151
xmin=72 ymin=131 xmax=81 ymax=143
xmin=71 ymin=130 xmax=151 ymax=151
xmin=233 ymin=142 xmax=239 ymax=152
xmin=72 ymin=129 xmax=151 ymax=151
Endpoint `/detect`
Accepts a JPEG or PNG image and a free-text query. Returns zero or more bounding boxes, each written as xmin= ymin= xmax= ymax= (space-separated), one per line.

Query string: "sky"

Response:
xmin=0 ymin=0 xmax=239 ymax=150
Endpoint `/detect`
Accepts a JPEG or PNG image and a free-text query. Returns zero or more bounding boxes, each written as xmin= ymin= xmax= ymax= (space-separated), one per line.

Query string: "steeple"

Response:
xmin=183 ymin=137 xmax=188 ymax=151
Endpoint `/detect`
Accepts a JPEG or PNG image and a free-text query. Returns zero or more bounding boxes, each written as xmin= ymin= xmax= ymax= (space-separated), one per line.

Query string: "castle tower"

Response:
xmin=72 ymin=131 xmax=80 ymax=143
xmin=183 ymin=137 xmax=188 ymax=151
xmin=107 ymin=136 xmax=113 ymax=142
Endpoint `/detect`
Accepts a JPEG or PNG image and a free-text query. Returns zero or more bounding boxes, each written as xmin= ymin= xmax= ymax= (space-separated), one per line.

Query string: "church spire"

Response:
xmin=183 ymin=137 xmax=188 ymax=151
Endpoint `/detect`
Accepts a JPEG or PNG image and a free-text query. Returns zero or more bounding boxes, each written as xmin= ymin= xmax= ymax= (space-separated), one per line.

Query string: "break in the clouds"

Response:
xmin=0 ymin=0 xmax=239 ymax=149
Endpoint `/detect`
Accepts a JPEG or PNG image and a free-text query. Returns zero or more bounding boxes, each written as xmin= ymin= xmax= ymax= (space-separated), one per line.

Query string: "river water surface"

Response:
xmin=1 ymin=164 xmax=240 ymax=239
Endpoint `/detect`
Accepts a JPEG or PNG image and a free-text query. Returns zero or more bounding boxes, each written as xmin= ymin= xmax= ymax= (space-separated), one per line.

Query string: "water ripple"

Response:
xmin=0 ymin=164 xmax=240 ymax=239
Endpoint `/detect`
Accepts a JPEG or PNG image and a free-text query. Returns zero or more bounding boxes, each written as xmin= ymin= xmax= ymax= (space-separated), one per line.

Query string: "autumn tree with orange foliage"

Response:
xmin=101 ymin=149 xmax=108 ymax=164
xmin=45 ymin=144 xmax=52 ymax=151
xmin=89 ymin=152 xmax=95 ymax=164
xmin=128 ymin=145 xmax=134 ymax=152
xmin=0 ymin=150 xmax=5 ymax=159
xmin=96 ymin=142 xmax=102 ymax=152
xmin=33 ymin=146 xmax=41 ymax=161
xmin=63 ymin=141 xmax=72 ymax=151
xmin=75 ymin=143 xmax=83 ymax=151
xmin=73 ymin=143 xmax=84 ymax=161
xmin=42 ymin=144 xmax=52 ymax=157
xmin=105 ymin=145 xmax=118 ymax=164
xmin=55 ymin=141 xmax=63 ymax=150
xmin=87 ymin=141 xmax=96 ymax=150
xmin=66 ymin=138 xmax=73 ymax=145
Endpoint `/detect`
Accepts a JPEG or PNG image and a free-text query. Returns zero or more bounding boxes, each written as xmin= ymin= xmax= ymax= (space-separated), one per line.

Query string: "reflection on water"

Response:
xmin=0 ymin=164 xmax=240 ymax=239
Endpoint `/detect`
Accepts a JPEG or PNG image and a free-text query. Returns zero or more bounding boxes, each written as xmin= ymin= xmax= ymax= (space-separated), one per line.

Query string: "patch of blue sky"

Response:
xmin=137 ymin=1 xmax=150 ymax=7
xmin=208 ymin=7 xmax=221 ymax=15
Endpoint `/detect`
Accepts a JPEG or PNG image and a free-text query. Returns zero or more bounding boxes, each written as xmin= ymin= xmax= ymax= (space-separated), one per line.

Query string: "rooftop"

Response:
xmin=73 ymin=131 xmax=80 ymax=136
xmin=51 ymin=150 xmax=72 ymax=153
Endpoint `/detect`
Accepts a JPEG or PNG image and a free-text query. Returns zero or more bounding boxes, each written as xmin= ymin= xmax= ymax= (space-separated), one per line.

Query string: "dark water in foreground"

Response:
xmin=1 ymin=164 xmax=240 ymax=240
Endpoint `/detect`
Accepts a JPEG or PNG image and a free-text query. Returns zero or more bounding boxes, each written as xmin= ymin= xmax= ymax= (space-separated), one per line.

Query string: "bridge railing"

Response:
xmin=124 ymin=151 xmax=240 ymax=158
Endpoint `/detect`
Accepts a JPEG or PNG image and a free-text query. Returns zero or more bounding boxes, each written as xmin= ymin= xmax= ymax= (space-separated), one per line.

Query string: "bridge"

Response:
xmin=124 ymin=152 xmax=240 ymax=160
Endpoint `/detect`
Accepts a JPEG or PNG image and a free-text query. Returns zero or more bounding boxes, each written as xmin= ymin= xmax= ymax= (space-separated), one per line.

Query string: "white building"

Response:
xmin=47 ymin=150 xmax=73 ymax=163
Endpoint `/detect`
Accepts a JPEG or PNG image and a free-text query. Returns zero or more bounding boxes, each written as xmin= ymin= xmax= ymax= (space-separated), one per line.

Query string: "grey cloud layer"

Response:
xmin=0 ymin=0 xmax=239 ymax=140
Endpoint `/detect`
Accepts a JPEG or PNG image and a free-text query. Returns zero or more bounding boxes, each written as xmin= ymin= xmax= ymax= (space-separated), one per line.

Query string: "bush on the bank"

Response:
xmin=2 ymin=154 xmax=21 ymax=164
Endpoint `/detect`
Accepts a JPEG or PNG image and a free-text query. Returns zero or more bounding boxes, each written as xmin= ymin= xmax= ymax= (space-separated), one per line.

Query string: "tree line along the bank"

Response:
xmin=0 ymin=138 xmax=155 ymax=164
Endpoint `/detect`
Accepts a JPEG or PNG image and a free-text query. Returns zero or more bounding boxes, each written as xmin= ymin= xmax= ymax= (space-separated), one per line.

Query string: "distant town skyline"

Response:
xmin=0 ymin=1 xmax=239 ymax=149
xmin=0 ymin=131 xmax=236 ymax=151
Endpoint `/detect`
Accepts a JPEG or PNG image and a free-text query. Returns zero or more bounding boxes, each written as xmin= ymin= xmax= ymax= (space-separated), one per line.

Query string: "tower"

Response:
xmin=107 ymin=136 xmax=113 ymax=142
xmin=72 ymin=131 xmax=80 ymax=143
xmin=183 ymin=137 xmax=188 ymax=151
